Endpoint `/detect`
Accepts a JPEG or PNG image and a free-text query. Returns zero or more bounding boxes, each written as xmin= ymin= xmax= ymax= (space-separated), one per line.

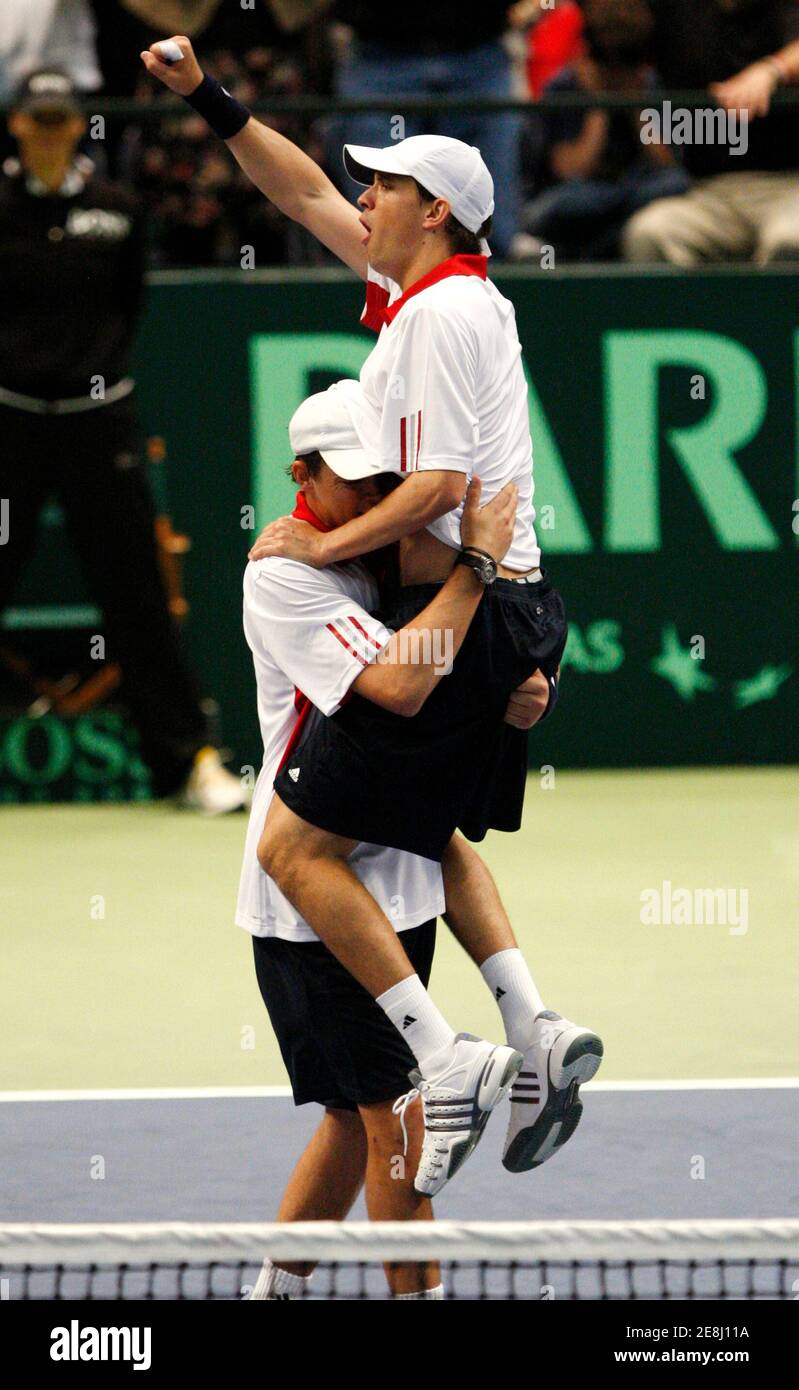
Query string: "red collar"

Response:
xmin=292 ymin=490 xmax=332 ymax=532
xmin=383 ymin=253 xmax=487 ymax=325
xmin=361 ymin=254 xmax=485 ymax=332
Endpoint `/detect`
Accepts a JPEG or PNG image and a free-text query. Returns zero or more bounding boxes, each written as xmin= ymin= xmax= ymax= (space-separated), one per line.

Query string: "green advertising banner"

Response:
xmin=2 ymin=266 xmax=797 ymax=798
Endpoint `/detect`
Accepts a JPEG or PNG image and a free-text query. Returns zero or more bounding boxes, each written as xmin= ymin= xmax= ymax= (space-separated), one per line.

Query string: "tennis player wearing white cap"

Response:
xmin=142 ymin=40 xmax=603 ymax=1194
xmin=242 ymin=380 xmax=528 ymax=1297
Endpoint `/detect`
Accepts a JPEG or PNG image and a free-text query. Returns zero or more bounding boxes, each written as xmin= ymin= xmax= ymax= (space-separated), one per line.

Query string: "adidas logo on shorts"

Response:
xmin=401 ymin=1015 xmax=417 ymax=1029
xmin=288 ymin=767 xmax=300 ymax=782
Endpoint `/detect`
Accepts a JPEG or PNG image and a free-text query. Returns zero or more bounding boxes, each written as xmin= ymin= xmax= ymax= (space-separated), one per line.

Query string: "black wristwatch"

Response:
xmin=455 ymin=546 xmax=498 ymax=586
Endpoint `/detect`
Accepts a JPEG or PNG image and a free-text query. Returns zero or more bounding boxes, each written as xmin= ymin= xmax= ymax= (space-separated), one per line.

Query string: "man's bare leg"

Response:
xmin=250 ymin=1106 xmax=368 ymax=1298
xmin=441 ymin=832 xmax=518 ymax=965
xmin=441 ymin=832 xmax=546 ymax=1050
xmin=359 ymin=1097 xmax=441 ymax=1298
xmin=277 ymin=1107 xmax=367 ymax=1231
xmin=255 ymin=1102 xmax=441 ymax=1299
xmin=441 ymin=833 xmax=603 ymax=1175
xmin=259 ymin=796 xmax=456 ymax=1071
xmin=258 ymin=799 xmax=525 ymax=1200
xmin=259 ymin=795 xmax=421 ymax=996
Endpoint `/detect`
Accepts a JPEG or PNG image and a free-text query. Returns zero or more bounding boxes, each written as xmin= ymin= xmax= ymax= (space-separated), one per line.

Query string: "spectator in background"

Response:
xmin=91 ymin=0 xmax=321 ymax=98
xmin=90 ymin=2 xmax=222 ymax=99
xmin=509 ymin=0 xmax=585 ymax=98
xmin=0 ymin=70 xmax=247 ymax=811
xmin=330 ymin=1 xmax=522 ymax=258
xmin=520 ymin=0 xmax=688 ymax=260
xmin=623 ymin=0 xmax=799 ymax=264
xmin=506 ymin=0 xmax=585 ymax=254
xmin=0 ymin=0 xmax=101 ymax=104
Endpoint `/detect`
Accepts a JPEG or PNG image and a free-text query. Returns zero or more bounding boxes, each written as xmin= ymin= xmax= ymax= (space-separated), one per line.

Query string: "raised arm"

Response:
xmin=140 ymin=36 xmax=368 ymax=277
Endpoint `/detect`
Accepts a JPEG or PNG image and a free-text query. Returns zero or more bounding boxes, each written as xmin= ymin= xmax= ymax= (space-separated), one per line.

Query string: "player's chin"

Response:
xmin=366 ymin=245 xmax=390 ymax=275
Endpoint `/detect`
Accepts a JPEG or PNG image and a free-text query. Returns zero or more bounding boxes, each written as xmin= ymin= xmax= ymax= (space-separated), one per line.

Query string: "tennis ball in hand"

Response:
xmin=156 ymin=40 xmax=184 ymax=65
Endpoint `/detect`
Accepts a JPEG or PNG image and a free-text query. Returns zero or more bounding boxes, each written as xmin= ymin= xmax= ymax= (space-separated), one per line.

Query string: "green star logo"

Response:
xmin=733 ymin=664 xmax=792 ymax=709
xmin=650 ymin=625 xmax=717 ymax=701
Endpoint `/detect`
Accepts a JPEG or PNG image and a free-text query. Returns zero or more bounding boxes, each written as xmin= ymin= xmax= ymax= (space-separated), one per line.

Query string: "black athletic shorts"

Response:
xmin=273 ymin=572 xmax=567 ymax=862
xmin=252 ymin=920 xmax=436 ymax=1110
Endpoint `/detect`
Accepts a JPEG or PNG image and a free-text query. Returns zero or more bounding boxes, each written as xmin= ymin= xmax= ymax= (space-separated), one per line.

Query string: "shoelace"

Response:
xmin=392 ymin=1088 xmax=421 ymax=1155
xmin=392 ymin=1087 xmax=452 ymax=1174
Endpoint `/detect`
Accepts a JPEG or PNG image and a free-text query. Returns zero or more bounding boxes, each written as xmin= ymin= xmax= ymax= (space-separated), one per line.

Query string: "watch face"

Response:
xmin=460 ymin=550 xmax=496 ymax=582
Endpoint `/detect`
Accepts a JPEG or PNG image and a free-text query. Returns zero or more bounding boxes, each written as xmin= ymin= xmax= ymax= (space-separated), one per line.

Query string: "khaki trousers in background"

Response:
xmin=622 ymin=170 xmax=799 ymax=266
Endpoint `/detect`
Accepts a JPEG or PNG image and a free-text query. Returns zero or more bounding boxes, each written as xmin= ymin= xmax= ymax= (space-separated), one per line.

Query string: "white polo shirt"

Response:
xmin=358 ymin=255 xmax=540 ymax=572
xmin=235 ymin=542 xmax=445 ymax=942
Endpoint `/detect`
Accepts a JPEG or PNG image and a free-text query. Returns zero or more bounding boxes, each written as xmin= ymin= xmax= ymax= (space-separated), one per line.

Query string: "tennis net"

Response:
xmin=1 ymin=1219 xmax=797 ymax=1300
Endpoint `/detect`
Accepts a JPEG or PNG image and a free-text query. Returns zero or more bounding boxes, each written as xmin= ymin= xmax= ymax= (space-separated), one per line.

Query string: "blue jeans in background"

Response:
xmin=331 ymin=39 xmax=522 ymax=258
xmin=525 ymin=166 xmax=691 ymax=260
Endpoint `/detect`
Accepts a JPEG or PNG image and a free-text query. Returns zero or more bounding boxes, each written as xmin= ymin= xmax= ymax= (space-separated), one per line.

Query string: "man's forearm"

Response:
xmin=769 ymin=38 xmax=799 ymax=83
xmin=356 ymin=564 xmax=483 ymax=715
xmin=551 ymin=112 xmax=609 ymax=181
xmin=225 ymin=120 xmax=367 ymax=274
xmin=323 ymin=472 xmax=464 ymax=565
xmin=141 ymin=41 xmax=364 ymax=273
xmin=226 ymin=118 xmax=329 ymax=222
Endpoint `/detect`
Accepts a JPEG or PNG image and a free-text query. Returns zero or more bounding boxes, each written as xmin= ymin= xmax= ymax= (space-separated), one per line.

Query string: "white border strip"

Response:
xmin=1 ymin=1078 xmax=798 ymax=1103
xmin=0 ymin=1086 xmax=293 ymax=1103
xmin=1 ymin=1219 xmax=797 ymax=1266
xmin=591 ymin=1078 xmax=799 ymax=1092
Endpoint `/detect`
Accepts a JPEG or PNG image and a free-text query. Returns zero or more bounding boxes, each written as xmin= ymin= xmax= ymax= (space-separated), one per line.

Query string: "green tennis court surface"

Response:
xmin=2 ymin=768 xmax=797 ymax=1092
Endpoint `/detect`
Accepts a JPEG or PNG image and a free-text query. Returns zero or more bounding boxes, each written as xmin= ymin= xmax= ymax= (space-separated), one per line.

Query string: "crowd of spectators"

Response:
xmin=2 ymin=0 xmax=799 ymax=266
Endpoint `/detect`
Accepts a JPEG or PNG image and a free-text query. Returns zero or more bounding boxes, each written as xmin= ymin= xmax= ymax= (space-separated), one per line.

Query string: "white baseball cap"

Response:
xmin=289 ymin=379 xmax=398 ymax=481
xmin=343 ymin=134 xmax=494 ymax=250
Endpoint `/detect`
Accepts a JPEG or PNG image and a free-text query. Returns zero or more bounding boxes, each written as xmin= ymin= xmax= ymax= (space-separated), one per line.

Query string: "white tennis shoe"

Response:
xmin=394 ymin=1033 xmax=523 ymax=1197
xmin=502 ymin=1010 xmax=603 ymax=1173
xmin=176 ymin=747 xmax=250 ymax=815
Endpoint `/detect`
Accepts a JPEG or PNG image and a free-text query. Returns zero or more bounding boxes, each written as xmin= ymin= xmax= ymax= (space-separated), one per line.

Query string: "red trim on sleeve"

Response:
xmin=346 ymin=614 xmax=382 ymax=650
xmin=326 ymin=621 xmax=369 ymax=667
xmin=400 ymin=415 xmax=407 ymax=473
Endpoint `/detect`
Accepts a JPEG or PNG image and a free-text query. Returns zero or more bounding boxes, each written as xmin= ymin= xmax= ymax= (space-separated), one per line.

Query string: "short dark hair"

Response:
xmin=285 ymin=449 xmax=324 ymax=478
xmin=413 ymin=179 xmax=492 ymax=255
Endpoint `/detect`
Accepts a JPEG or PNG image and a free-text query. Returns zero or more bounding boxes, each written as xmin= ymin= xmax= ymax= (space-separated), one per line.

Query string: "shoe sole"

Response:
xmin=416 ymin=1048 xmax=524 ymax=1196
xmin=502 ymin=1034 xmax=603 ymax=1174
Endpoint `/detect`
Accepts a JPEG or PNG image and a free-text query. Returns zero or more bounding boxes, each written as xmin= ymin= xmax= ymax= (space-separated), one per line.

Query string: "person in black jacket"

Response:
xmin=0 ymin=67 xmax=246 ymax=811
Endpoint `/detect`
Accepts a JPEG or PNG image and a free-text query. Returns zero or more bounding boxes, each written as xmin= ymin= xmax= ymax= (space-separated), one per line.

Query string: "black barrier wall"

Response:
xmin=2 ymin=267 xmax=797 ymax=794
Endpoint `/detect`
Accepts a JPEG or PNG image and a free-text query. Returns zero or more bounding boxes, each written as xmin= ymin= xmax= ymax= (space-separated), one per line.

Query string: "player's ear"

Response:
xmin=424 ymin=197 xmax=450 ymax=233
xmin=291 ymin=458 xmax=308 ymax=487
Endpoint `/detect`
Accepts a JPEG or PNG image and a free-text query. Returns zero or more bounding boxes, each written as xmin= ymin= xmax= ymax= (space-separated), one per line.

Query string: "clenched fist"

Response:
xmin=140 ymin=36 xmax=204 ymax=97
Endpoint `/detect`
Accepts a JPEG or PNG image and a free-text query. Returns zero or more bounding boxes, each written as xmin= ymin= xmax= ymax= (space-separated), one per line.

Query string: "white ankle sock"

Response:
xmin=376 ymin=974 xmax=455 ymax=1070
xmin=479 ymin=949 xmax=545 ymax=1051
xmin=393 ymin=1284 xmax=445 ymax=1299
xmin=249 ymin=1259 xmax=311 ymax=1300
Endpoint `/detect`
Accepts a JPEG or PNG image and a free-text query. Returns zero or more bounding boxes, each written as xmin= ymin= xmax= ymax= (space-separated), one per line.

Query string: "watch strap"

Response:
xmin=455 ymin=548 xmax=497 ymax=585
xmin=461 ymin=546 xmax=497 ymax=565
